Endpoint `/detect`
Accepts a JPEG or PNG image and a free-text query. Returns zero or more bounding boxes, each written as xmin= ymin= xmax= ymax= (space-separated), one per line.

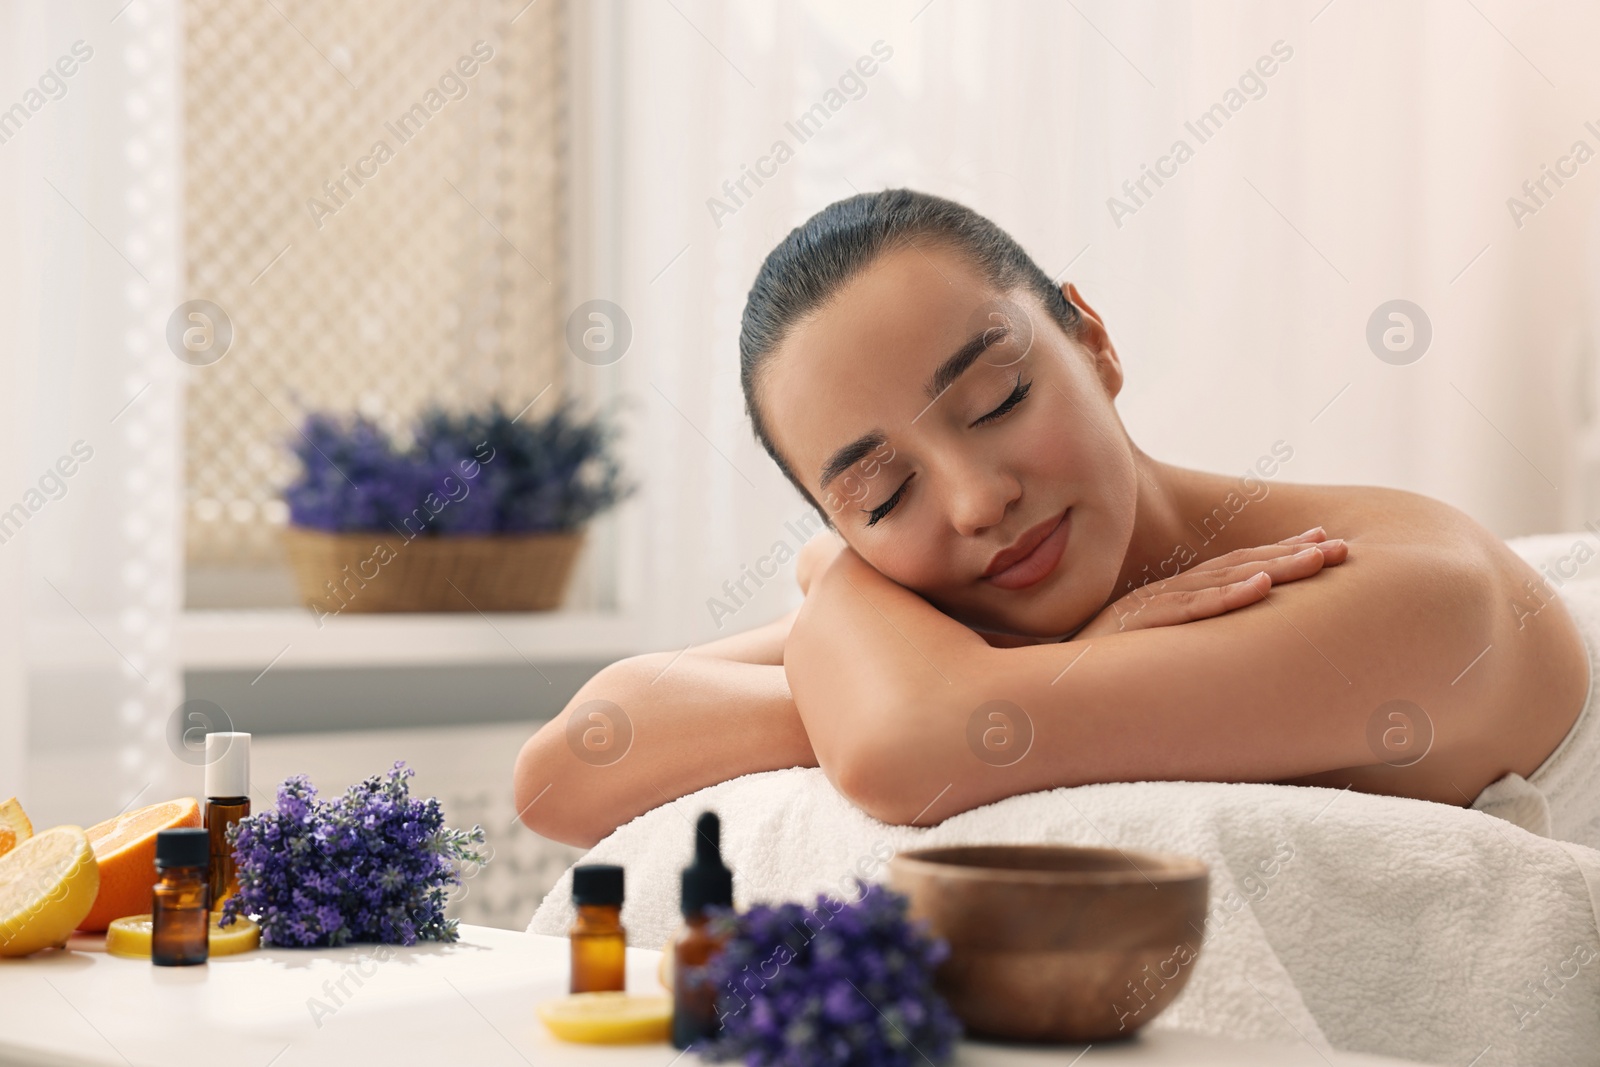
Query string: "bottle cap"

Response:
xmin=571 ymin=864 xmax=625 ymax=906
xmin=155 ymin=827 xmax=210 ymax=869
xmin=204 ymin=731 xmax=251 ymax=798
xmin=680 ymin=811 xmax=732 ymax=916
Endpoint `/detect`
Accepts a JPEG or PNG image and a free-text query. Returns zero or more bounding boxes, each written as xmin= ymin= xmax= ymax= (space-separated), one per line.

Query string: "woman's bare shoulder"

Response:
xmin=1261 ymin=480 xmax=1591 ymax=795
xmin=1253 ymin=481 xmax=1496 ymax=559
xmin=1269 ymin=482 xmax=1568 ymax=604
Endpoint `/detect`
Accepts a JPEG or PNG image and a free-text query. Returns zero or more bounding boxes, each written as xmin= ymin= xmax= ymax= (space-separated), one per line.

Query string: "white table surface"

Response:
xmin=0 ymin=924 xmax=1442 ymax=1067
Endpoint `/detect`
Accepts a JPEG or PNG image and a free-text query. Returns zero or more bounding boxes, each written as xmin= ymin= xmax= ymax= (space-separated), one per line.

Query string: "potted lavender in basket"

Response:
xmin=281 ymin=397 xmax=631 ymax=616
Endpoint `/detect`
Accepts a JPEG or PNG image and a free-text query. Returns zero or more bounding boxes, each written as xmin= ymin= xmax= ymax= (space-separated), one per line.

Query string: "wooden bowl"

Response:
xmin=887 ymin=844 xmax=1209 ymax=1043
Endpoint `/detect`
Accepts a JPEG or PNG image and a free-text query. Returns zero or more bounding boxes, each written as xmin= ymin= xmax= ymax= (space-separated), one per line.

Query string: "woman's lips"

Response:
xmin=984 ymin=509 xmax=1072 ymax=591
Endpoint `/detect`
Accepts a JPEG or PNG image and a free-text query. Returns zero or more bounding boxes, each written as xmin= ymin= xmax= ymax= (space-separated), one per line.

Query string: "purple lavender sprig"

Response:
xmin=696 ymin=881 xmax=962 ymax=1067
xmin=218 ymin=761 xmax=489 ymax=948
xmin=282 ymin=398 xmax=632 ymax=534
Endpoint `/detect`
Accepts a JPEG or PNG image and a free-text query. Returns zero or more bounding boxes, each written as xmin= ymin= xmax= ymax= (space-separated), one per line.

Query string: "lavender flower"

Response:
xmin=219 ymin=761 xmax=489 ymax=948
xmin=283 ymin=397 xmax=632 ymax=534
xmin=697 ymin=882 xmax=962 ymax=1067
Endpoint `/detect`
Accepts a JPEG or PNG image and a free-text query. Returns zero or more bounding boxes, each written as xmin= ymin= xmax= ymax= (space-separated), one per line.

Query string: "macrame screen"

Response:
xmin=182 ymin=0 xmax=568 ymax=572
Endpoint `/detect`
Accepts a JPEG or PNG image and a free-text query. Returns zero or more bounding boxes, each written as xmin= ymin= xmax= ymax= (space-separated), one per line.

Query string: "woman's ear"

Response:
xmin=1062 ymin=281 xmax=1103 ymax=327
xmin=1060 ymin=281 xmax=1123 ymax=398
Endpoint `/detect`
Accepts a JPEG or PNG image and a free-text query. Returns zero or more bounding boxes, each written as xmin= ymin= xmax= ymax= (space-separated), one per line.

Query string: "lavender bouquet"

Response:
xmin=219 ymin=761 xmax=489 ymax=947
xmin=697 ymin=882 xmax=962 ymax=1067
xmin=284 ymin=397 xmax=631 ymax=535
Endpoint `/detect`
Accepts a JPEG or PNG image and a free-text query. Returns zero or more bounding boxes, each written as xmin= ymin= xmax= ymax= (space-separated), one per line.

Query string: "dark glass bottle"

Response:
xmin=203 ymin=731 xmax=251 ymax=914
xmin=672 ymin=811 xmax=733 ymax=1049
xmin=152 ymin=828 xmax=210 ymax=966
xmin=568 ymin=864 xmax=626 ymax=993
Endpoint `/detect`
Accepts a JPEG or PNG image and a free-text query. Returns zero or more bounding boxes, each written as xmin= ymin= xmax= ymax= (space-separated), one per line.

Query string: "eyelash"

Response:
xmin=863 ymin=375 xmax=1033 ymax=526
xmin=971 ymin=375 xmax=1032 ymax=426
xmin=866 ymin=476 xmax=911 ymax=526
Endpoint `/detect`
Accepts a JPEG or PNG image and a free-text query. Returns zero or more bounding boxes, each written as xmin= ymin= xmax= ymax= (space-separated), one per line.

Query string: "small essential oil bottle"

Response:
xmin=152 ymin=828 xmax=211 ymax=966
xmin=568 ymin=864 xmax=626 ymax=993
xmin=671 ymin=811 xmax=733 ymax=1050
xmin=203 ymin=731 xmax=251 ymax=914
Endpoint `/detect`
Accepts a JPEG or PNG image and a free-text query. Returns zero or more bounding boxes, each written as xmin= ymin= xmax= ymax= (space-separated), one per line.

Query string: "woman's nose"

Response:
xmin=943 ymin=460 xmax=1021 ymax=537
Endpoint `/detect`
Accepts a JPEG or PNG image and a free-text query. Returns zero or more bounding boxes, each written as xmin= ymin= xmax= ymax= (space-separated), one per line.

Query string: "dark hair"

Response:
xmin=738 ymin=188 xmax=1083 ymax=516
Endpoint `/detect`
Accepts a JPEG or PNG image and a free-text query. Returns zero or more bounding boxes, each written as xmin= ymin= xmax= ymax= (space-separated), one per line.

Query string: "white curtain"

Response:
xmin=610 ymin=0 xmax=1600 ymax=653
xmin=1 ymin=0 xmax=185 ymax=819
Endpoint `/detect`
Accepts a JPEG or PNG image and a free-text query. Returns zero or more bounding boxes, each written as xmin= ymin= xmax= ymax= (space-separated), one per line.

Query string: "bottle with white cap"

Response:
xmin=204 ymin=731 xmax=251 ymax=914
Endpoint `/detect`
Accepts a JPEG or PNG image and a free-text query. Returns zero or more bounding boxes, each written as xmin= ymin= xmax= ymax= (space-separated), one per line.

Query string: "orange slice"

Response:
xmin=0 ymin=797 xmax=32 ymax=860
xmin=0 ymin=825 xmax=100 ymax=957
xmin=77 ymin=798 xmax=202 ymax=932
xmin=106 ymin=913 xmax=261 ymax=959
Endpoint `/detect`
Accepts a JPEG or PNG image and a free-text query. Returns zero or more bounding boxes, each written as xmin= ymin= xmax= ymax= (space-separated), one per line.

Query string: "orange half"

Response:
xmin=77 ymin=797 xmax=202 ymax=932
xmin=0 ymin=797 xmax=33 ymax=861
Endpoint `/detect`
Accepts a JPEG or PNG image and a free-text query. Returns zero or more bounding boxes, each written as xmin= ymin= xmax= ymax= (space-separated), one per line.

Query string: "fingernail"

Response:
xmin=1320 ymin=538 xmax=1345 ymax=549
xmin=1301 ymin=526 xmax=1325 ymax=537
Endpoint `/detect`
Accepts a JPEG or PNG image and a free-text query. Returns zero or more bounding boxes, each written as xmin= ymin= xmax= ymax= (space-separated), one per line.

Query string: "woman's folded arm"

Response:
xmin=787 ymin=542 xmax=1500 ymax=825
xmin=514 ymin=608 xmax=815 ymax=848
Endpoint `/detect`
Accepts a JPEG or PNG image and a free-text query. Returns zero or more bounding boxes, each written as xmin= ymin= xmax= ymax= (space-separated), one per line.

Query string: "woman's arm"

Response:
xmin=513 ymin=607 xmax=815 ymax=848
xmin=786 ymin=535 xmax=1492 ymax=826
xmin=688 ymin=605 xmax=799 ymax=665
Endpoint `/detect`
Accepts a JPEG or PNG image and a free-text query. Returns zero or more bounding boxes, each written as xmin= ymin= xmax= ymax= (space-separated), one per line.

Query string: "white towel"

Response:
xmin=1472 ymin=576 xmax=1600 ymax=852
xmin=530 ymin=533 xmax=1600 ymax=1066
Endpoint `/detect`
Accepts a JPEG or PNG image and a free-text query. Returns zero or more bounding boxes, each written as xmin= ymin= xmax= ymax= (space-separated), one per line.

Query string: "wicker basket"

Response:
xmin=282 ymin=526 xmax=586 ymax=613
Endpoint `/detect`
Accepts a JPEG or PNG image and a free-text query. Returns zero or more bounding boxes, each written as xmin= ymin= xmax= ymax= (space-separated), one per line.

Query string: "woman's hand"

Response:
xmin=796 ymin=529 xmax=847 ymax=595
xmin=1069 ymin=527 xmax=1348 ymax=640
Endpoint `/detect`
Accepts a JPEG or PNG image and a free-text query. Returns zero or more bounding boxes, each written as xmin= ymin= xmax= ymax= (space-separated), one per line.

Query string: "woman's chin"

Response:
xmin=948 ymin=605 xmax=1080 ymax=644
xmin=929 ymin=582 xmax=1088 ymax=642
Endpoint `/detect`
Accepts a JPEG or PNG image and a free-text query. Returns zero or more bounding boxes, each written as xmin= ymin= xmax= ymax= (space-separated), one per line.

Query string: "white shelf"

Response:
xmin=176 ymin=608 xmax=642 ymax=671
xmin=26 ymin=609 xmax=642 ymax=674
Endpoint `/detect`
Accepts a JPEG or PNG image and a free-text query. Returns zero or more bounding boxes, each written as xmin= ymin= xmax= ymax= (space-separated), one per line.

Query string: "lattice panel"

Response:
xmin=183 ymin=0 xmax=568 ymax=565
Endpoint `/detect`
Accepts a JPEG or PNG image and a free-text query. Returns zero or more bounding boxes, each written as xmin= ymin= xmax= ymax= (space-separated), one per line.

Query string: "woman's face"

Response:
xmin=761 ymin=239 xmax=1138 ymax=638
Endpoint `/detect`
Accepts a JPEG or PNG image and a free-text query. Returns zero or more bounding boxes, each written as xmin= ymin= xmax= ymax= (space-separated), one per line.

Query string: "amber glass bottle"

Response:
xmin=152 ymin=828 xmax=210 ymax=966
xmin=568 ymin=864 xmax=627 ymax=993
xmin=672 ymin=811 xmax=733 ymax=1049
xmin=203 ymin=731 xmax=251 ymax=914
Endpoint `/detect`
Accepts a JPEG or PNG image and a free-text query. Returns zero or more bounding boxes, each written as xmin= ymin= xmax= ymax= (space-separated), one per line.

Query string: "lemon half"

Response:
xmin=0 ymin=825 xmax=100 ymax=957
xmin=106 ymin=913 xmax=262 ymax=959
xmin=536 ymin=992 xmax=672 ymax=1044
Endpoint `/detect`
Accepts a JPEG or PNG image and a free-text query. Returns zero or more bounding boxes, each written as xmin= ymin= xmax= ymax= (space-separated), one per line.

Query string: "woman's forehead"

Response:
xmin=762 ymin=243 xmax=1003 ymax=474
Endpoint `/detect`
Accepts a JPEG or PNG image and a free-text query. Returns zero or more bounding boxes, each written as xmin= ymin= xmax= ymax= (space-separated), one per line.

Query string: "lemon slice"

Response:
xmin=536 ymin=992 xmax=672 ymax=1044
xmin=105 ymin=913 xmax=262 ymax=959
xmin=0 ymin=825 xmax=100 ymax=957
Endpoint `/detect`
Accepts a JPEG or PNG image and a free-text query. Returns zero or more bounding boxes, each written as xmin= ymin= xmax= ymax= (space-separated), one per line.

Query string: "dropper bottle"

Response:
xmin=203 ymin=731 xmax=251 ymax=914
xmin=671 ymin=811 xmax=733 ymax=1050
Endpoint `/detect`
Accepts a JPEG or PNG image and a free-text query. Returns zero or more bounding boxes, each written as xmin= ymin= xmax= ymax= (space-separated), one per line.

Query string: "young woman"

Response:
xmin=515 ymin=189 xmax=1592 ymax=850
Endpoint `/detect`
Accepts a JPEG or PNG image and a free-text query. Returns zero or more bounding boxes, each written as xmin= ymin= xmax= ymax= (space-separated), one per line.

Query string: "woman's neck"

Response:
xmin=1109 ymin=450 xmax=1270 ymax=606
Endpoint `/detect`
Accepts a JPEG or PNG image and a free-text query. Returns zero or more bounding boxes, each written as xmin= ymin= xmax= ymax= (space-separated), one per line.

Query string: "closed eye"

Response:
xmin=865 ymin=474 xmax=911 ymax=526
xmin=971 ymin=375 xmax=1031 ymax=427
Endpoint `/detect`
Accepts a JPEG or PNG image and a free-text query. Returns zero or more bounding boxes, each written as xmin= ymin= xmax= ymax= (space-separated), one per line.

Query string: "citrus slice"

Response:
xmin=536 ymin=992 xmax=672 ymax=1044
xmin=0 ymin=825 xmax=100 ymax=957
xmin=105 ymin=913 xmax=261 ymax=959
xmin=0 ymin=797 xmax=32 ymax=860
xmin=78 ymin=797 xmax=202 ymax=932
